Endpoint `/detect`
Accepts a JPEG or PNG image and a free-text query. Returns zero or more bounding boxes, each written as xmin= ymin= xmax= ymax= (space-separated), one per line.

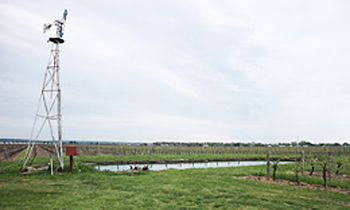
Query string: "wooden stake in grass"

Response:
xmin=329 ymin=153 xmax=333 ymax=180
xmin=50 ymin=155 xmax=53 ymax=175
xmin=301 ymin=150 xmax=305 ymax=175
xmin=295 ymin=168 xmax=299 ymax=185
xmin=294 ymin=162 xmax=300 ymax=185
xmin=266 ymin=149 xmax=270 ymax=180
xmin=3 ymin=147 xmax=8 ymax=160
xmin=272 ymin=160 xmax=279 ymax=181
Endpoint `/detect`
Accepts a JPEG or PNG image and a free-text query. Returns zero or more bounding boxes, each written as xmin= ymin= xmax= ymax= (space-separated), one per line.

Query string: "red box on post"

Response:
xmin=66 ymin=146 xmax=77 ymax=156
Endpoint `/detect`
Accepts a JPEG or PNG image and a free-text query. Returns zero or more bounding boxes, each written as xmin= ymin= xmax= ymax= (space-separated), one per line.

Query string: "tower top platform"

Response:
xmin=49 ymin=37 xmax=64 ymax=44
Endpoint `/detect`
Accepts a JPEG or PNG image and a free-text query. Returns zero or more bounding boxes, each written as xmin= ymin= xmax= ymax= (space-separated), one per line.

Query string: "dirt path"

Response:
xmin=237 ymin=175 xmax=350 ymax=195
xmin=4 ymin=145 xmax=56 ymax=161
xmin=12 ymin=148 xmax=26 ymax=161
xmin=35 ymin=146 xmax=56 ymax=157
xmin=0 ymin=146 xmax=27 ymax=161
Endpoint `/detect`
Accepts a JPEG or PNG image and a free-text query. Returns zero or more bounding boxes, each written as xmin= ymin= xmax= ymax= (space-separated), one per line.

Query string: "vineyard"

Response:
xmin=72 ymin=145 xmax=350 ymax=183
xmin=1 ymin=144 xmax=350 ymax=160
xmin=73 ymin=144 xmax=350 ymax=157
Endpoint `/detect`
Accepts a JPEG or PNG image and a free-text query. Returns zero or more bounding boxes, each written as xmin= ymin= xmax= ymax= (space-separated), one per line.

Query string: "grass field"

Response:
xmin=1 ymin=154 xmax=349 ymax=209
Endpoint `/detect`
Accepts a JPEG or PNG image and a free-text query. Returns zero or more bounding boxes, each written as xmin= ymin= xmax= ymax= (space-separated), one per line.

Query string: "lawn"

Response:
xmin=0 ymin=157 xmax=349 ymax=209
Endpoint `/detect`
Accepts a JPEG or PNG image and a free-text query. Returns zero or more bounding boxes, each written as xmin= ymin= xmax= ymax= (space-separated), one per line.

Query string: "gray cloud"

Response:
xmin=1 ymin=0 xmax=350 ymax=143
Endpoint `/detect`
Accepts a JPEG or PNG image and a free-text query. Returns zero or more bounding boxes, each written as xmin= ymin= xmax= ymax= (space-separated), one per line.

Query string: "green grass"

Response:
xmin=1 ymin=159 xmax=350 ymax=209
xmin=8 ymin=154 xmax=350 ymax=188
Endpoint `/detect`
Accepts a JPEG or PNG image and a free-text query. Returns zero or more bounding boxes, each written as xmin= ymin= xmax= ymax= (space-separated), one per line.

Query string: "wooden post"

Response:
xmin=50 ymin=155 xmax=53 ymax=175
xmin=267 ymin=149 xmax=270 ymax=180
xmin=4 ymin=147 xmax=8 ymax=160
xmin=69 ymin=156 xmax=73 ymax=173
xmin=302 ymin=150 xmax=305 ymax=175
xmin=329 ymin=152 xmax=333 ymax=179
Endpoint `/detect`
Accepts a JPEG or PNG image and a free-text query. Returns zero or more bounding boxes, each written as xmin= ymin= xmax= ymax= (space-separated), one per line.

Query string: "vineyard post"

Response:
xmin=302 ymin=150 xmax=305 ymax=175
xmin=50 ymin=155 xmax=53 ymax=175
xmin=329 ymin=152 xmax=333 ymax=179
xmin=3 ymin=147 xmax=8 ymax=160
xmin=266 ymin=149 xmax=270 ymax=180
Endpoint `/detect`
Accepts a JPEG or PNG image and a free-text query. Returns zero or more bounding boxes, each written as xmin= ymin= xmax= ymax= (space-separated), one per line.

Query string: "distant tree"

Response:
xmin=278 ymin=142 xmax=290 ymax=147
xmin=333 ymin=142 xmax=341 ymax=147
xmin=299 ymin=141 xmax=313 ymax=146
xmin=255 ymin=142 xmax=264 ymax=147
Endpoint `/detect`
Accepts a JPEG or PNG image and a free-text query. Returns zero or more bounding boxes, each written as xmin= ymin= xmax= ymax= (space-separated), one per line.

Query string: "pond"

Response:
xmin=95 ymin=161 xmax=292 ymax=172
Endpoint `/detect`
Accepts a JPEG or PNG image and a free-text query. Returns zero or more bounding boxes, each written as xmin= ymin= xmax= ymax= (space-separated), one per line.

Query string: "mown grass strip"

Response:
xmin=1 ymin=160 xmax=350 ymax=209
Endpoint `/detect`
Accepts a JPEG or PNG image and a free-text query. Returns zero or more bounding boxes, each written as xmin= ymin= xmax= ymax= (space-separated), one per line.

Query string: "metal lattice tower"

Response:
xmin=21 ymin=10 xmax=68 ymax=171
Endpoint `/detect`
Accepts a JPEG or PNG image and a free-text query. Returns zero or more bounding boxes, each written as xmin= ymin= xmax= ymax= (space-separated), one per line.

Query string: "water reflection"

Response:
xmin=95 ymin=161 xmax=291 ymax=172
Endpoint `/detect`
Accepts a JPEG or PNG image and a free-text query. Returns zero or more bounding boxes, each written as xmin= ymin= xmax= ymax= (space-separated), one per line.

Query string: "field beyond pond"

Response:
xmin=1 ymin=151 xmax=350 ymax=209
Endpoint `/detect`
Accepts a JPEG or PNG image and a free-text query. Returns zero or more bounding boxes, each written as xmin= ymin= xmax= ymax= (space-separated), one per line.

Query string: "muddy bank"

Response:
xmin=84 ymin=157 xmax=299 ymax=165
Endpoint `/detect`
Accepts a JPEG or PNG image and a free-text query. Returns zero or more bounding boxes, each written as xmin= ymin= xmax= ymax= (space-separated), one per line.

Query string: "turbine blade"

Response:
xmin=43 ymin=24 xmax=52 ymax=34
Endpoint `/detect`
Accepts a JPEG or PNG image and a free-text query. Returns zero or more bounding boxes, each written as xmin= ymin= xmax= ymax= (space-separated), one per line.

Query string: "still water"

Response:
xmin=95 ymin=161 xmax=291 ymax=172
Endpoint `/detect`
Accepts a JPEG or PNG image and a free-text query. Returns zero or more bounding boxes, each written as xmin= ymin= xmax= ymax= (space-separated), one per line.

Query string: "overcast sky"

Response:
xmin=1 ymin=0 xmax=350 ymax=143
